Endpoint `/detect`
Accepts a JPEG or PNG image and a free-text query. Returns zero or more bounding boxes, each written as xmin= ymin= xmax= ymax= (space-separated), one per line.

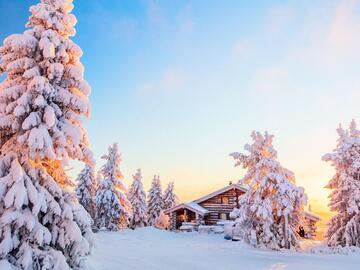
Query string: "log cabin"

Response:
xmin=164 ymin=182 xmax=321 ymax=238
xmin=164 ymin=183 xmax=247 ymax=230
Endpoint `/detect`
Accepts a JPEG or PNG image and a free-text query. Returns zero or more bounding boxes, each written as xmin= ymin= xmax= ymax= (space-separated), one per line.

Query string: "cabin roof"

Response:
xmin=304 ymin=210 xmax=321 ymax=221
xmin=193 ymin=183 xmax=248 ymax=204
xmin=164 ymin=202 xmax=209 ymax=216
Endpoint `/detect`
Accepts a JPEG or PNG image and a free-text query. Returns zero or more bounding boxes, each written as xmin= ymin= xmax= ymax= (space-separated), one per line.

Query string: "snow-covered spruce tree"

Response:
xmin=76 ymin=164 xmax=97 ymax=221
xmin=96 ymin=143 xmax=132 ymax=231
xmin=163 ymin=181 xmax=178 ymax=211
xmin=128 ymin=169 xmax=147 ymax=229
xmin=323 ymin=120 xmax=360 ymax=247
xmin=147 ymin=175 xmax=163 ymax=226
xmin=0 ymin=0 xmax=94 ymax=268
xmin=230 ymin=131 xmax=307 ymax=250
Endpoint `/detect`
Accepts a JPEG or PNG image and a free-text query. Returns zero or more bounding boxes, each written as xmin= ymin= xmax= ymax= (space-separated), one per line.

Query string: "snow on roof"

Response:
xmin=164 ymin=183 xmax=247 ymax=216
xmin=185 ymin=202 xmax=209 ymax=215
xmin=194 ymin=183 xmax=248 ymax=204
xmin=304 ymin=211 xmax=321 ymax=221
xmin=164 ymin=202 xmax=209 ymax=216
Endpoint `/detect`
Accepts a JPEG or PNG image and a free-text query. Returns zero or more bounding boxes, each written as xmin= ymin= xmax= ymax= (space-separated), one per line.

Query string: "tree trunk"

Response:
xmin=284 ymin=214 xmax=289 ymax=249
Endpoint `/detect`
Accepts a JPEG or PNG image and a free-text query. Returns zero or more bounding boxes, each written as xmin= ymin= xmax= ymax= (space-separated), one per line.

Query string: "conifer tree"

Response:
xmin=230 ymin=131 xmax=307 ymax=250
xmin=147 ymin=175 xmax=163 ymax=226
xmin=128 ymin=169 xmax=147 ymax=229
xmin=96 ymin=143 xmax=131 ymax=230
xmin=76 ymin=164 xmax=97 ymax=220
xmin=0 ymin=0 xmax=94 ymax=268
xmin=163 ymin=181 xmax=178 ymax=210
xmin=323 ymin=120 xmax=360 ymax=247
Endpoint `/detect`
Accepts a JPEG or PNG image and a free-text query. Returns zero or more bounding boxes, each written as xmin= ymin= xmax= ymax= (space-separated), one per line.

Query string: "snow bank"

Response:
xmin=0 ymin=260 xmax=13 ymax=270
xmin=88 ymin=227 xmax=360 ymax=270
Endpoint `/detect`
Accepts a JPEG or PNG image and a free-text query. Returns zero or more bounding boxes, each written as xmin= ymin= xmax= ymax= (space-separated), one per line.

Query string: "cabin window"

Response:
xmin=216 ymin=197 xmax=222 ymax=204
xmin=219 ymin=213 xmax=229 ymax=220
xmin=221 ymin=197 xmax=229 ymax=204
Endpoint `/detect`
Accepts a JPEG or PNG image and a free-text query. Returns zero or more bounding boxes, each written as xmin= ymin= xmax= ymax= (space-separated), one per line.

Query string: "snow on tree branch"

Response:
xmin=128 ymin=169 xmax=147 ymax=229
xmin=0 ymin=0 xmax=94 ymax=268
xmin=230 ymin=131 xmax=307 ymax=250
xmin=147 ymin=175 xmax=163 ymax=226
xmin=323 ymin=120 xmax=360 ymax=247
xmin=96 ymin=143 xmax=132 ymax=231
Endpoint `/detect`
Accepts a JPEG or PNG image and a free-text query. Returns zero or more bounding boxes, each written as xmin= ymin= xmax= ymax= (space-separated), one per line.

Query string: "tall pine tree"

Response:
xmin=230 ymin=131 xmax=307 ymax=250
xmin=323 ymin=120 xmax=360 ymax=247
xmin=96 ymin=143 xmax=131 ymax=230
xmin=128 ymin=169 xmax=147 ymax=229
xmin=0 ymin=0 xmax=94 ymax=268
xmin=163 ymin=181 xmax=178 ymax=210
xmin=147 ymin=175 xmax=163 ymax=226
xmin=76 ymin=164 xmax=97 ymax=221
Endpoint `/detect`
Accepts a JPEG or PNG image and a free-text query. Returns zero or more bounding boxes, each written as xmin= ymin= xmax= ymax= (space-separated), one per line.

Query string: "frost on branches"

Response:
xmin=147 ymin=175 xmax=163 ymax=226
xmin=128 ymin=169 xmax=147 ymax=229
xmin=323 ymin=120 xmax=360 ymax=247
xmin=0 ymin=0 xmax=94 ymax=268
xmin=96 ymin=143 xmax=132 ymax=231
xmin=230 ymin=131 xmax=307 ymax=250
xmin=76 ymin=164 xmax=97 ymax=221
xmin=163 ymin=181 xmax=178 ymax=211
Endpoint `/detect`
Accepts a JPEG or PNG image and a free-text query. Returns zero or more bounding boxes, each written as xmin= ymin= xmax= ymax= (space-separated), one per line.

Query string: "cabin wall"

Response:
xmin=199 ymin=189 xmax=244 ymax=225
xmin=171 ymin=209 xmax=197 ymax=229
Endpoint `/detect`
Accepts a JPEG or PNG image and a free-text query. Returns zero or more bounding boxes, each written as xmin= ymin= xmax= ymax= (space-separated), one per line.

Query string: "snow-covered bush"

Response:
xmin=147 ymin=175 xmax=163 ymax=226
xmin=154 ymin=211 xmax=170 ymax=230
xmin=76 ymin=164 xmax=97 ymax=220
xmin=0 ymin=0 xmax=94 ymax=268
xmin=128 ymin=169 xmax=147 ymax=229
xmin=96 ymin=143 xmax=132 ymax=231
xmin=230 ymin=131 xmax=307 ymax=250
xmin=323 ymin=120 xmax=360 ymax=247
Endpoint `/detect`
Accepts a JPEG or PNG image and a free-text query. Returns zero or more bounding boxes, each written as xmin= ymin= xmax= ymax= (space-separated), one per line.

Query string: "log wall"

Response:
xmin=199 ymin=188 xmax=245 ymax=225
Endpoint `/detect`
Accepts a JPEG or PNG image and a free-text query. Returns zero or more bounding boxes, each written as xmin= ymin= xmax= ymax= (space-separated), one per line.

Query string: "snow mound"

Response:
xmin=88 ymin=227 xmax=360 ymax=270
xmin=309 ymin=245 xmax=360 ymax=255
xmin=0 ymin=260 xmax=13 ymax=270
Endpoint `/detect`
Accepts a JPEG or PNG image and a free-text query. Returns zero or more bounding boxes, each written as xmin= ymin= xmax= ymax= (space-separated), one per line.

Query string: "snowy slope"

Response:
xmin=88 ymin=228 xmax=360 ymax=270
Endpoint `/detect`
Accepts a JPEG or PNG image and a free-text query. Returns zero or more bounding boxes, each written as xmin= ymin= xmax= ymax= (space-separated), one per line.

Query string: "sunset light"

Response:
xmin=0 ymin=1 xmax=359 ymax=269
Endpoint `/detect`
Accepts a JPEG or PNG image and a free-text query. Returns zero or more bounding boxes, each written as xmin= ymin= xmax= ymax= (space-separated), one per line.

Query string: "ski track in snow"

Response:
xmin=88 ymin=228 xmax=360 ymax=270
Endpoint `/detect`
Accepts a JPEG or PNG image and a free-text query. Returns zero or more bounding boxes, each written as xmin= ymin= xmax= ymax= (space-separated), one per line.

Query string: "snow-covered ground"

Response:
xmin=89 ymin=227 xmax=360 ymax=270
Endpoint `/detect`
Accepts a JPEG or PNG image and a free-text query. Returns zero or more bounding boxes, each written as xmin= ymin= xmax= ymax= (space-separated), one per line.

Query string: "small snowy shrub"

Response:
xmin=154 ymin=211 xmax=170 ymax=230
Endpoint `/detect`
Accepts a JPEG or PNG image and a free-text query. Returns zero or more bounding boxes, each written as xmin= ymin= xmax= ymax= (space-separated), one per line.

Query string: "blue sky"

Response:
xmin=1 ymin=0 xmax=360 ymax=216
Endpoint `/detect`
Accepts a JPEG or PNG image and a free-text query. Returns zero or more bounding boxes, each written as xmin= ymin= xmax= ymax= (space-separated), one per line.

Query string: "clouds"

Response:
xmin=231 ymin=40 xmax=252 ymax=61
xmin=137 ymin=67 xmax=185 ymax=96
xmin=326 ymin=0 xmax=360 ymax=62
xmin=145 ymin=0 xmax=167 ymax=29
xmin=288 ymin=0 xmax=360 ymax=67
xmin=73 ymin=1 xmax=360 ymax=218
xmin=266 ymin=5 xmax=295 ymax=35
xmin=248 ymin=68 xmax=289 ymax=96
xmin=228 ymin=0 xmax=360 ymax=101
